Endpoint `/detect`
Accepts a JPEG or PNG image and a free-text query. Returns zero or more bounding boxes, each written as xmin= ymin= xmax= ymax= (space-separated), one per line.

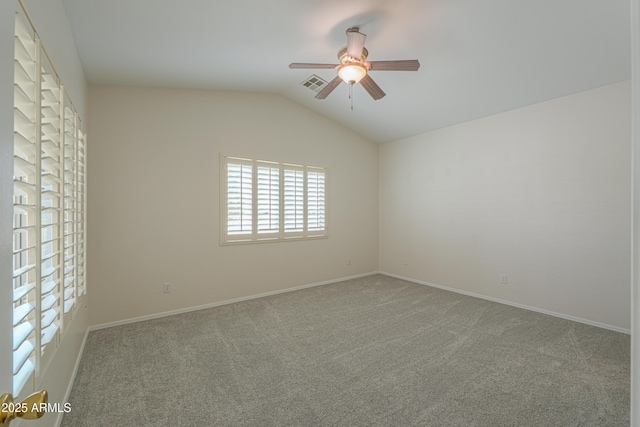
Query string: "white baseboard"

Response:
xmin=91 ymin=268 xmax=629 ymax=335
xmin=379 ymin=271 xmax=631 ymax=335
xmin=90 ymin=272 xmax=378 ymax=331
xmin=53 ymin=327 xmax=90 ymax=427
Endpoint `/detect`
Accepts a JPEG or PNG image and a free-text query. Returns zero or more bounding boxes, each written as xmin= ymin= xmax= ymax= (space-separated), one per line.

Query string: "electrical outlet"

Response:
xmin=163 ymin=283 xmax=171 ymax=293
xmin=500 ymin=274 xmax=508 ymax=284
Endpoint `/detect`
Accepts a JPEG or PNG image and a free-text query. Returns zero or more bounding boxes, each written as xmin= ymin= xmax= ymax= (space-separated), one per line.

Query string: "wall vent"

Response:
xmin=301 ymin=75 xmax=328 ymax=92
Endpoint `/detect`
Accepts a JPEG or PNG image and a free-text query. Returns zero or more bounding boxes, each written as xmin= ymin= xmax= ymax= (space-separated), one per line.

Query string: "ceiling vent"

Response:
xmin=301 ymin=75 xmax=328 ymax=93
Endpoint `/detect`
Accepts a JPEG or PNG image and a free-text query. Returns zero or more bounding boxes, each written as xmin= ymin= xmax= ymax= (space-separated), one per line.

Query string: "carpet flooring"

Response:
xmin=61 ymin=274 xmax=630 ymax=426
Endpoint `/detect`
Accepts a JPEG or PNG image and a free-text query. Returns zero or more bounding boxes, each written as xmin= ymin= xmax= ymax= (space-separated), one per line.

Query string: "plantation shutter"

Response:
xmin=11 ymin=2 xmax=87 ymax=398
xmin=39 ymin=46 xmax=62 ymax=360
xmin=221 ymin=155 xmax=327 ymax=244
xmin=226 ymin=158 xmax=253 ymax=237
xmin=62 ymin=93 xmax=77 ymax=320
xmin=256 ymin=161 xmax=280 ymax=237
xmin=76 ymin=129 xmax=87 ymax=298
xmin=283 ymin=165 xmax=305 ymax=236
xmin=12 ymin=5 xmax=38 ymax=396
xmin=306 ymin=167 xmax=326 ymax=234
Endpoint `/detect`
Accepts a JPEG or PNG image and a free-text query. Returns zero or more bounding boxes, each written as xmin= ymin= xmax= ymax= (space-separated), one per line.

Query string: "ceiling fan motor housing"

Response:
xmin=338 ymin=47 xmax=369 ymax=65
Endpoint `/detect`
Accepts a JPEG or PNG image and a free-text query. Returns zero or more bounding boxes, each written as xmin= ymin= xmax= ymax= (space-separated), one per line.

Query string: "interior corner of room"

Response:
xmin=1 ymin=0 xmax=638 ymax=426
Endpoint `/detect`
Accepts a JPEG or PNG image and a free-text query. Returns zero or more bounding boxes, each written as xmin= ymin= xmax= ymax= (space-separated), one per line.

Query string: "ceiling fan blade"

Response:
xmin=360 ymin=75 xmax=386 ymax=100
xmin=346 ymin=28 xmax=366 ymax=60
xmin=367 ymin=60 xmax=420 ymax=71
xmin=289 ymin=63 xmax=339 ymax=69
xmin=315 ymin=76 xmax=343 ymax=99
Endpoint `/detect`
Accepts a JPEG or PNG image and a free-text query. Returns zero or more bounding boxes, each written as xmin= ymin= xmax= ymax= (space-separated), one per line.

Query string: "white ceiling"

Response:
xmin=60 ymin=0 xmax=631 ymax=143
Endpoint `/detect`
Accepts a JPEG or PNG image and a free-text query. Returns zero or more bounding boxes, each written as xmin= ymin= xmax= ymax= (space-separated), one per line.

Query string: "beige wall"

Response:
xmin=88 ymin=86 xmax=379 ymax=326
xmin=379 ymin=81 xmax=631 ymax=331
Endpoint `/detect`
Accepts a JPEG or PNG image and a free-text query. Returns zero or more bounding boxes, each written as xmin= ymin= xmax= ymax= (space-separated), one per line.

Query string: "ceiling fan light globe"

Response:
xmin=338 ymin=63 xmax=367 ymax=84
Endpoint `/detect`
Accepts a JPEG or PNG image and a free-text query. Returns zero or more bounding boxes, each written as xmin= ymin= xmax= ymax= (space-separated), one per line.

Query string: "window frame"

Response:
xmin=220 ymin=155 xmax=328 ymax=245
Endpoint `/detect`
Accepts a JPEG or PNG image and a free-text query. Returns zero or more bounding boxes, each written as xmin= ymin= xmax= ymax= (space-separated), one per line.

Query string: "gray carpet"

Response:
xmin=61 ymin=274 xmax=630 ymax=426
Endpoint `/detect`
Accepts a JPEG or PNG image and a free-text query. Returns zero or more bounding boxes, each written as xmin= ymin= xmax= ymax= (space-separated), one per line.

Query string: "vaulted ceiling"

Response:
xmin=61 ymin=0 xmax=631 ymax=143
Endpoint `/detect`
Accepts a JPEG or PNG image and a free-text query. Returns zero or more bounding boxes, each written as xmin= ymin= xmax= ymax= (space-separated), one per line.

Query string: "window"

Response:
xmin=12 ymin=3 xmax=87 ymax=397
xmin=221 ymin=155 xmax=327 ymax=244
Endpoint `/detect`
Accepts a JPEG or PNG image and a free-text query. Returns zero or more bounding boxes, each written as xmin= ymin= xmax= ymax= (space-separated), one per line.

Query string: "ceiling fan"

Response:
xmin=290 ymin=27 xmax=420 ymax=102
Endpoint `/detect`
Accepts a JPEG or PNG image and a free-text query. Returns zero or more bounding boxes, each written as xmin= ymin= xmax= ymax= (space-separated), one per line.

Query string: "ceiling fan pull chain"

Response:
xmin=349 ymin=82 xmax=354 ymax=110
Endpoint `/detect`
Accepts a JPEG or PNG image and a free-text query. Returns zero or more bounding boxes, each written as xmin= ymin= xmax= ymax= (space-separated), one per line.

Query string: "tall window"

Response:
xmin=12 ymin=3 xmax=87 ymax=397
xmin=221 ymin=155 xmax=327 ymax=244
